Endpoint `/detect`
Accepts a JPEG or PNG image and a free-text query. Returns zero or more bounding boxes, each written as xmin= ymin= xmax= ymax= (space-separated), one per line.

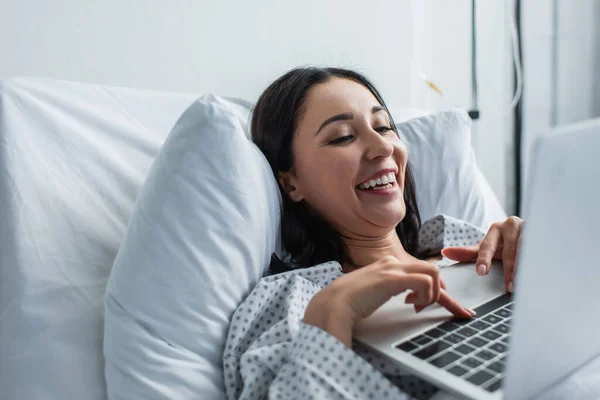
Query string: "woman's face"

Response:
xmin=280 ymin=77 xmax=409 ymax=238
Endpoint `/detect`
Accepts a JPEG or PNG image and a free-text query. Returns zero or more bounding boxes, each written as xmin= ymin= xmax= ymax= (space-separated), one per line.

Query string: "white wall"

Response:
xmin=403 ymin=1 xmax=515 ymax=213
xmin=1 ymin=0 xmax=415 ymax=101
xmin=521 ymin=0 xmax=600 ymax=200
xmin=0 ymin=0 xmax=515 ymax=212
xmin=521 ymin=0 xmax=555 ymax=201
xmin=556 ymin=0 xmax=599 ymax=126
xmin=596 ymin=1 xmax=600 ymax=116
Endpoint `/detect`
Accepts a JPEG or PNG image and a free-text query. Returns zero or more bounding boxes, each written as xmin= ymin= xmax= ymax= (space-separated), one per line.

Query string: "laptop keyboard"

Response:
xmin=395 ymin=293 xmax=513 ymax=393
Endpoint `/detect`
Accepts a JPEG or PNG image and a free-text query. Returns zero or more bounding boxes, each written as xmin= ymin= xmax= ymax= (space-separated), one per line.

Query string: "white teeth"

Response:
xmin=358 ymin=172 xmax=397 ymax=190
xmin=372 ymin=183 xmax=393 ymax=190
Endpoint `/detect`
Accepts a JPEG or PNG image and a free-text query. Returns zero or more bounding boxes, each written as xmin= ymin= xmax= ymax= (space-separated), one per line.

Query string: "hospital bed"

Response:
xmin=0 ymin=77 xmax=596 ymax=399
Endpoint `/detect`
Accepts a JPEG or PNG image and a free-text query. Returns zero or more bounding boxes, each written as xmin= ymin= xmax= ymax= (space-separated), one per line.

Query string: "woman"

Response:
xmin=223 ymin=67 xmax=523 ymax=399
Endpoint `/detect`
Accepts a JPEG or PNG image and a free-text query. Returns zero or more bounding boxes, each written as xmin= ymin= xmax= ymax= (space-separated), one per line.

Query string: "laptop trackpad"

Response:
xmin=442 ymin=261 xmax=506 ymax=307
xmin=354 ymin=261 xmax=506 ymax=345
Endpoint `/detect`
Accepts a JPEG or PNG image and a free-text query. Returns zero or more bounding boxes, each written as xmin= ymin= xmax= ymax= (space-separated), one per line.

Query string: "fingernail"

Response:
xmin=507 ymin=281 xmax=514 ymax=293
xmin=469 ymin=309 xmax=477 ymax=316
xmin=477 ymin=264 xmax=486 ymax=276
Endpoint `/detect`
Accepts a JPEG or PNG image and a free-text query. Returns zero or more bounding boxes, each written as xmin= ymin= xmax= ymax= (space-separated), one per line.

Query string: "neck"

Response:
xmin=341 ymin=229 xmax=411 ymax=272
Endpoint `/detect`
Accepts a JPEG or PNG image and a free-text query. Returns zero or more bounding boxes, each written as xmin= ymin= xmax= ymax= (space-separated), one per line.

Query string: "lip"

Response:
xmin=355 ymin=168 xmax=398 ymax=187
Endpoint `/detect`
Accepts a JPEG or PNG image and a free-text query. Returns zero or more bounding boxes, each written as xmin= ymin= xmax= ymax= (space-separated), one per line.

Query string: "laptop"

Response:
xmin=354 ymin=118 xmax=600 ymax=400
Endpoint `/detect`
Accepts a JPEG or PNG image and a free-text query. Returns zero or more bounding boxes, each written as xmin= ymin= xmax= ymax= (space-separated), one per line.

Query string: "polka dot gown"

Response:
xmin=223 ymin=216 xmax=486 ymax=399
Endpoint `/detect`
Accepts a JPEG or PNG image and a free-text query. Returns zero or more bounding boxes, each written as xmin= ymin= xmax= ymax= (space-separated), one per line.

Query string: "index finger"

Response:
xmin=437 ymin=290 xmax=475 ymax=319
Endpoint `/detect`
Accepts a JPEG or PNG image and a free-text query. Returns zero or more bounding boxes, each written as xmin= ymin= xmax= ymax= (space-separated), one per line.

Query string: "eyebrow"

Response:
xmin=314 ymin=105 xmax=388 ymax=136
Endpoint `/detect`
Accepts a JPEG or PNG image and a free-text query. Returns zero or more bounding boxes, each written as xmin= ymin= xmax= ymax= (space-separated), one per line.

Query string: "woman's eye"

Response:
xmin=375 ymin=126 xmax=392 ymax=134
xmin=329 ymin=135 xmax=354 ymax=145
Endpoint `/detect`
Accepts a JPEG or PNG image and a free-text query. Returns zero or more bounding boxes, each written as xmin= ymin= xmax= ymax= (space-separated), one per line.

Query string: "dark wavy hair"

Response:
xmin=251 ymin=67 xmax=421 ymax=269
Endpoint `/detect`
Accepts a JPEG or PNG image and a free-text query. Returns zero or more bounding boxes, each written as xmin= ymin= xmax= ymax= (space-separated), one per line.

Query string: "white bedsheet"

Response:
xmin=0 ymin=77 xmax=198 ymax=399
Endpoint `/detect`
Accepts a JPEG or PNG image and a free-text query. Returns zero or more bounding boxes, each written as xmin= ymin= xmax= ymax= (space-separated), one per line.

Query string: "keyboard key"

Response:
xmin=466 ymin=369 xmax=495 ymax=386
xmin=413 ymin=341 xmax=451 ymax=360
xmin=482 ymin=330 xmax=502 ymax=341
xmin=495 ymin=323 xmax=510 ymax=334
xmin=413 ymin=335 xmax=433 ymax=346
xmin=425 ymin=328 xmax=446 ymax=339
xmin=455 ymin=344 xmax=476 ymax=355
xmin=486 ymin=378 xmax=503 ymax=392
xmin=396 ymin=341 xmax=418 ymax=353
xmin=501 ymin=336 xmax=510 ymax=344
xmin=496 ymin=308 xmax=512 ymax=318
xmin=450 ymin=317 xmax=474 ymax=326
xmin=488 ymin=361 xmax=505 ymax=374
xmin=468 ymin=337 xmax=489 ymax=348
xmin=463 ymin=357 xmax=483 ymax=369
xmin=447 ymin=365 xmax=469 ymax=377
xmin=472 ymin=293 xmax=513 ymax=317
xmin=438 ymin=321 xmax=461 ymax=332
xmin=483 ymin=314 xmax=502 ymax=324
xmin=470 ymin=321 xmax=491 ymax=331
xmin=489 ymin=342 xmax=508 ymax=354
xmin=444 ymin=333 xmax=465 ymax=344
xmin=505 ymin=302 xmax=513 ymax=310
xmin=457 ymin=327 xmax=478 ymax=337
xmin=475 ymin=350 xmax=495 ymax=361
xmin=429 ymin=351 xmax=461 ymax=368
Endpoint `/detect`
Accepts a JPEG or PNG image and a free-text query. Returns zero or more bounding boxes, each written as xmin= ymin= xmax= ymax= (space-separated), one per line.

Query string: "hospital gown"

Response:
xmin=223 ymin=215 xmax=487 ymax=399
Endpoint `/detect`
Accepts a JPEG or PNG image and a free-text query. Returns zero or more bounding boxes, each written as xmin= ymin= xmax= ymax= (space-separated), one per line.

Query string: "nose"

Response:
xmin=363 ymin=128 xmax=394 ymax=160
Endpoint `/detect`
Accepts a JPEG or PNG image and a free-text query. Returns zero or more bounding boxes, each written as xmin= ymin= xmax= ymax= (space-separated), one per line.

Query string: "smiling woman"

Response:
xmin=223 ymin=67 xmax=524 ymax=400
xmin=251 ymin=68 xmax=422 ymax=269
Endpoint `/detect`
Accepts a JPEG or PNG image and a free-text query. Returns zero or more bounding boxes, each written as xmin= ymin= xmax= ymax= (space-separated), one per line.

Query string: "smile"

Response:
xmin=356 ymin=172 xmax=396 ymax=190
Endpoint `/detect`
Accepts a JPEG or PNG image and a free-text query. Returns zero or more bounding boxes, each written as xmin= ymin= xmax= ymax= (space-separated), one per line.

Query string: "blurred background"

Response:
xmin=1 ymin=0 xmax=598 ymax=215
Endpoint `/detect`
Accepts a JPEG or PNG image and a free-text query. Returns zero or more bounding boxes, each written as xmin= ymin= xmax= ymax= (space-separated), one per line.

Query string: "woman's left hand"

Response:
xmin=441 ymin=217 xmax=524 ymax=293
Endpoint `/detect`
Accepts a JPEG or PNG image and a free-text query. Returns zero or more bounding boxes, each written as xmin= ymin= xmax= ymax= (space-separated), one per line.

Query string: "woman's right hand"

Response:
xmin=303 ymin=256 xmax=475 ymax=347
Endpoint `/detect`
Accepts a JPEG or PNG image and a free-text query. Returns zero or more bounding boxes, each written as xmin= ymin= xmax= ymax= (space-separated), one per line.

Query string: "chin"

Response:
xmin=372 ymin=207 xmax=406 ymax=228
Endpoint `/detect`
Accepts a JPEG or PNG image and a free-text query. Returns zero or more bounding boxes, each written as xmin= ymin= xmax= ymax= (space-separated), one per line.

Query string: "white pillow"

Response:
xmin=397 ymin=109 xmax=507 ymax=230
xmin=103 ymin=95 xmax=281 ymax=399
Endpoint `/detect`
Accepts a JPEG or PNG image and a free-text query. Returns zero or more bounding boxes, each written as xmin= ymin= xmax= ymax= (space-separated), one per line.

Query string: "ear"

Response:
xmin=278 ymin=171 xmax=304 ymax=202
